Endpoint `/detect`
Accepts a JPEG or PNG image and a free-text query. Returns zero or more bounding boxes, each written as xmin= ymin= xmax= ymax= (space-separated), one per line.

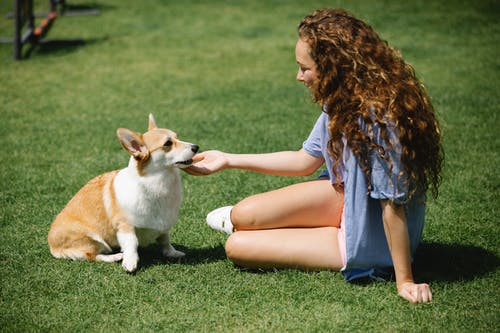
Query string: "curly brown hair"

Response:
xmin=298 ymin=8 xmax=443 ymax=199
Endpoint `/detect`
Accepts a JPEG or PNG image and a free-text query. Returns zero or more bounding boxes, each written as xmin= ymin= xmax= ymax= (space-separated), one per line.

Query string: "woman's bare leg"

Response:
xmin=225 ymin=227 xmax=343 ymax=271
xmin=224 ymin=179 xmax=344 ymax=271
xmin=231 ymin=179 xmax=343 ymax=230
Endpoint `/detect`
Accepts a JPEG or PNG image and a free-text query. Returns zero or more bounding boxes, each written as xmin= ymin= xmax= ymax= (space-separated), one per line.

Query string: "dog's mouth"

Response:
xmin=175 ymin=159 xmax=193 ymax=167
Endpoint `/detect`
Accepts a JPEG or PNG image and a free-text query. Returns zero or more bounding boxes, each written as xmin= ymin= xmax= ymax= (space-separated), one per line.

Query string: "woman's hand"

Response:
xmin=184 ymin=150 xmax=229 ymax=176
xmin=397 ymin=281 xmax=433 ymax=303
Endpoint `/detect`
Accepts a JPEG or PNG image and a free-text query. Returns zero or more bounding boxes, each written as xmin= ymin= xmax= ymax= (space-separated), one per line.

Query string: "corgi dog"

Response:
xmin=48 ymin=114 xmax=199 ymax=273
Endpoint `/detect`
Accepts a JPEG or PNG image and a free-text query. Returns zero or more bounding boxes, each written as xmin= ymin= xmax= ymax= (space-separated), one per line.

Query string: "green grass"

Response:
xmin=1 ymin=0 xmax=499 ymax=332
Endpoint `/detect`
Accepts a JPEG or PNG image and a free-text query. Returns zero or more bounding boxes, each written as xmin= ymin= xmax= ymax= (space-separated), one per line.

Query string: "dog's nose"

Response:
xmin=191 ymin=145 xmax=199 ymax=153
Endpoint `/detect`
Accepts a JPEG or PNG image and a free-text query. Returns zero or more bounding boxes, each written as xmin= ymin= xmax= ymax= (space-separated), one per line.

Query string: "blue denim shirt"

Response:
xmin=303 ymin=112 xmax=425 ymax=281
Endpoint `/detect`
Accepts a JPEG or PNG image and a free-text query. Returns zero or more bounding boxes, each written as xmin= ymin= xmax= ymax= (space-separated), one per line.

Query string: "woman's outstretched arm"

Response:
xmin=185 ymin=148 xmax=324 ymax=177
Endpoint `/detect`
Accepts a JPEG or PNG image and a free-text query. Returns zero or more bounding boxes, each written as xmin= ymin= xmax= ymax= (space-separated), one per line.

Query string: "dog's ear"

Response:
xmin=148 ymin=113 xmax=158 ymax=131
xmin=117 ymin=128 xmax=150 ymax=161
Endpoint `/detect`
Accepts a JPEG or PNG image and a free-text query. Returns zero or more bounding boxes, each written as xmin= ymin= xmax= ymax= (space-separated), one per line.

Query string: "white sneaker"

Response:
xmin=206 ymin=206 xmax=234 ymax=234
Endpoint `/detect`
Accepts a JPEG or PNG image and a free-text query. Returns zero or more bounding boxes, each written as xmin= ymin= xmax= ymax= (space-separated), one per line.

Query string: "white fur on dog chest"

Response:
xmin=114 ymin=166 xmax=182 ymax=232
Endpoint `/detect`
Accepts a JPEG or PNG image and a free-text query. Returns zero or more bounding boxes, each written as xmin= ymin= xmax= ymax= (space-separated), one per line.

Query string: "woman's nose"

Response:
xmin=296 ymin=69 xmax=303 ymax=82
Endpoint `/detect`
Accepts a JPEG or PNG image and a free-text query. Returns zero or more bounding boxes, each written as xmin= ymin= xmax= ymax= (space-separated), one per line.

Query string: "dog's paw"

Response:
xmin=122 ymin=252 xmax=139 ymax=273
xmin=163 ymin=245 xmax=185 ymax=259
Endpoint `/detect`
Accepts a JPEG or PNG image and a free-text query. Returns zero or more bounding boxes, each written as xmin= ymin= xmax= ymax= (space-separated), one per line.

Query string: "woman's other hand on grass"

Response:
xmin=398 ymin=281 xmax=433 ymax=303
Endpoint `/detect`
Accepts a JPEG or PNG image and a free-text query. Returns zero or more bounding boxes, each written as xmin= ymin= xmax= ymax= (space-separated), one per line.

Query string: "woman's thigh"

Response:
xmin=225 ymin=227 xmax=343 ymax=271
xmin=231 ymin=179 xmax=343 ymax=230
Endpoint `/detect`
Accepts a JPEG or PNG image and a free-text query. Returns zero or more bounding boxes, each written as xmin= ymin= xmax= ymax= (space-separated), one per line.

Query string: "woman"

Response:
xmin=186 ymin=9 xmax=443 ymax=304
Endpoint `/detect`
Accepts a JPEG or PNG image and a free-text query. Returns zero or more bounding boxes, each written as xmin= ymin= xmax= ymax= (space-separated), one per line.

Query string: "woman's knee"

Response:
xmin=224 ymin=233 xmax=248 ymax=264
xmin=231 ymin=197 xmax=259 ymax=229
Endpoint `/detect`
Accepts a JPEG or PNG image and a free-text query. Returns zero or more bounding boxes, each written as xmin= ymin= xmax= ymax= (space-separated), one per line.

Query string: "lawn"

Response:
xmin=0 ymin=0 xmax=499 ymax=332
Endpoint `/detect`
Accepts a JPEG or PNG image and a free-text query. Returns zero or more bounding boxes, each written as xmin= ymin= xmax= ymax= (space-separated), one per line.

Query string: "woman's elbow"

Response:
xmin=301 ymin=165 xmax=319 ymax=176
xmin=296 ymin=151 xmax=323 ymax=176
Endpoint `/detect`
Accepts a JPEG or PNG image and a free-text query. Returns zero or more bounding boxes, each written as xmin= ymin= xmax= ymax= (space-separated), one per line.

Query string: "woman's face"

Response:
xmin=295 ymin=38 xmax=318 ymax=89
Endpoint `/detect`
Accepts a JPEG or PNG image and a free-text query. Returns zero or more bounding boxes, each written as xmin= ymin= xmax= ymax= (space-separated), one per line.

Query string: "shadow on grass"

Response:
xmin=133 ymin=241 xmax=499 ymax=281
xmin=349 ymin=241 xmax=500 ymax=285
xmin=413 ymin=241 xmax=500 ymax=282
xmin=61 ymin=2 xmax=115 ymax=14
xmin=25 ymin=37 xmax=109 ymax=58
xmin=136 ymin=244 xmax=227 ymax=270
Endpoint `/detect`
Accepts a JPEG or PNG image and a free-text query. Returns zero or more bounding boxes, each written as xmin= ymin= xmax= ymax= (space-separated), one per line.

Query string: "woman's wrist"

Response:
xmin=396 ymin=278 xmax=414 ymax=289
xmin=224 ymin=153 xmax=236 ymax=169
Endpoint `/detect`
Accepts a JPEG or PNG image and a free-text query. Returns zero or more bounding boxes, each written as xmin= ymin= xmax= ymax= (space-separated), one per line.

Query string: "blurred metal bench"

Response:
xmin=2 ymin=0 xmax=99 ymax=60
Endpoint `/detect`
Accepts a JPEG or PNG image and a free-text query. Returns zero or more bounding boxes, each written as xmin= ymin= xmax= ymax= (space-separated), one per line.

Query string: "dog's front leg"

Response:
xmin=158 ymin=233 xmax=185 ymax=258
xmin=117 ymin=229 xmax=139 ymax=273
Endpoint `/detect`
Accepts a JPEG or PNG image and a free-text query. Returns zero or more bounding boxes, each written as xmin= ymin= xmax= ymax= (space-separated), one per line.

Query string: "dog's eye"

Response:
xmin=164 ymin=140 xmax=173 ymax=147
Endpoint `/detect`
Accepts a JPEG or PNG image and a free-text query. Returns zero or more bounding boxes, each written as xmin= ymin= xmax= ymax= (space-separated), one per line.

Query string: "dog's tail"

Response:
xmin=49 ymin=233 xmax=113 ymax=262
